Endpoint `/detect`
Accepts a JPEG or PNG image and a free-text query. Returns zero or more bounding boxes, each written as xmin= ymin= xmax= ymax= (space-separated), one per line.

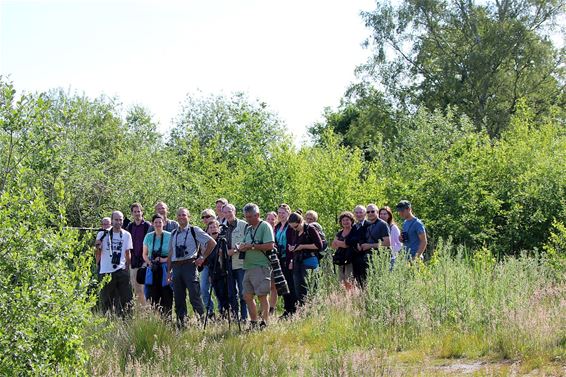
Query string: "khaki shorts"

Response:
xmin=243 ymin=266 xmax=271 ymax=296
xmin=338 ymin=263 xmax=354 ymax=283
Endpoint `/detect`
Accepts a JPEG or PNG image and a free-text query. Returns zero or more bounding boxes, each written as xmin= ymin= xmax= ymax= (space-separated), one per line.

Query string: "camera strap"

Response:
xmin=151 ymin=232 xmax=164 ymax=258
xmin=106 ymin=230 xmax=123 ymax=256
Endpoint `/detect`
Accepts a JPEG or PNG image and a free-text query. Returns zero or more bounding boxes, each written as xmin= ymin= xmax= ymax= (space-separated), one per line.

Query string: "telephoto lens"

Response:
xmin=268 ymin=249 xmax=289 ymax=296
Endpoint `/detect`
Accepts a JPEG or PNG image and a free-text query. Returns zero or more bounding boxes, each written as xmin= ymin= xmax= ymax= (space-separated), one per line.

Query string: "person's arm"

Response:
xmin=416 ymin=232 xmax=427 ymax=259
xmin=167 ymin=237 xmax=173 ymax=276
xmin=125 ymin=249 xmax=131 ymax=268
xmin=332 ymin=236 xmax=347 ymax=249
xmin=196 ymin=239 xmax=217 ymax=266
xmin=143 ymin=244 xmax=150 ymax=265
xmin=295 ymin=226 xmax=322 ymax=252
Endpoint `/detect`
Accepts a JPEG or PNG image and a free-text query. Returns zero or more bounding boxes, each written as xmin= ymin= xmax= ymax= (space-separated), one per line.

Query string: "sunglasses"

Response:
xmin=201 ymin=215 xmax=213 ymax=219
xmin=367 ymin=210 xmax=376 ymax=214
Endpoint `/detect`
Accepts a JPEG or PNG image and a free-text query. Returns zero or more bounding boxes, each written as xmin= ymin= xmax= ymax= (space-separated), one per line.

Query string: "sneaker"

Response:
xmin=269 ymin=307 xmax=275 ymax=315
xmin=259 ymin=320 xmax=267 ymax=330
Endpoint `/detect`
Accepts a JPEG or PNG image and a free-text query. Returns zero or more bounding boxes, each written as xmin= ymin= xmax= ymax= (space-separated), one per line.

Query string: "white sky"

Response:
xmin=0 ymin=0 xmax=374 ymax=143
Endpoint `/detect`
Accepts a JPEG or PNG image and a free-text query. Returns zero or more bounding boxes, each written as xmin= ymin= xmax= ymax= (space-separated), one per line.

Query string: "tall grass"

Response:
xmin=89 ymin=241 xmax=565 ymax=376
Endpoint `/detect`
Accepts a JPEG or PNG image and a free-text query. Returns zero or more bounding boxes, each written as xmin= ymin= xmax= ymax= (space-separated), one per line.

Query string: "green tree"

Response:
xmin=360 ymin=0 xmax=565 ymax=136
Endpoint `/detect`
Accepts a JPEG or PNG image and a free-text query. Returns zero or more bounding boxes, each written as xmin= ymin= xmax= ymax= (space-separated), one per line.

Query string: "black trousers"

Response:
xmin=99 ymin=268 xmax=133 ymax=317
xmin=281 ymin=257 xmax=297 ymax=313
xmin=147 ymin=267 xmax=173 ymax=317
xmin=352 ymin=253 xmax=369 ymax=287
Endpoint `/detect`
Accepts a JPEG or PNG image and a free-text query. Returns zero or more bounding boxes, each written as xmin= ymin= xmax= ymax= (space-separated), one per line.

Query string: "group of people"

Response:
xmin=94 ymin=198 xmax=427 ymax=329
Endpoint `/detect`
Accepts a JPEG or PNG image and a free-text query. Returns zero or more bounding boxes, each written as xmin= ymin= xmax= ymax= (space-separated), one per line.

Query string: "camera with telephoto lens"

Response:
xmin=267 ymin=248 xmax=290 ymax=296
xmin=175 ymin=244 xmax=187 ymax=259
xmin=401 ymin=231 xmax=409 ymax=242
xmin=151 ymin=256 xmax=161 ymax=273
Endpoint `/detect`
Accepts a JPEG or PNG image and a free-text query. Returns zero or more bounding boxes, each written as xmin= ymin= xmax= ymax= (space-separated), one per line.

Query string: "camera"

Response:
xmin=401 ymin=231 xmax=409 ymax=242
xmin=175 ymin=244 xmax=188 ymax=259
xmin=267 ymin=248 xmax=289 ymax=296
xmin=151 ymin=257 xmax=161 ymax=273
xmin=111 ymin=251 xmax=121 ymax=268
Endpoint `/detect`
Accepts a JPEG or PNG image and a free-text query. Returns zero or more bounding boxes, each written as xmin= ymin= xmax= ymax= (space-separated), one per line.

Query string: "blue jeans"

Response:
xmin=229 ymin=268 xmax=247 ymax=320
xmin=200 ymin=265 xmax=216 ymax=314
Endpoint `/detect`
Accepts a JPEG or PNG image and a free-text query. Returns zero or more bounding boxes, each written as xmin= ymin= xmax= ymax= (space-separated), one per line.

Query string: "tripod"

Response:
xmin=203 ymin=236 xmax=241 ymax=332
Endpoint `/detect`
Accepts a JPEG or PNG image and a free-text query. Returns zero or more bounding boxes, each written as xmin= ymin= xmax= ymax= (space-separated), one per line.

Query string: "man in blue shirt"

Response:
xmin=396 ymin=200 xmax=427 ymax=260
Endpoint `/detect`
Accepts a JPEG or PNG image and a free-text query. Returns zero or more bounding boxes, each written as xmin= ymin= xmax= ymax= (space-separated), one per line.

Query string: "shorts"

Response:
xmin=338 ymin=263 xmax=354 ymax=283
xmin=243 ymin=266 xmax=271 ymax=296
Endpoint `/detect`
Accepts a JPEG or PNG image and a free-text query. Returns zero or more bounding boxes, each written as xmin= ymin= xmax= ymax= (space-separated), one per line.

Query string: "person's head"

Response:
xmin=215 ymin=198 xmax=228 ymax=216
xmin=101 ymin=217 xmax=111 ymax=230
xmin=151 ymin=214 xmax=165 ymax=232
xmin=353 ymin=205 xmax=366 ymax=223
xmin=130 ymin=202 xmax=144 ymax=221
xmin=265 ymin=211 xmax=277 ymax=228
xmin=366 ymin=204 xmax=378 ymax=222
xmin=395 ymin=200 xmax=413 ymax=220
xmin=243 ymin=203 xmax=261 ymax=226
xmin=200 ymin=208 xmax=216 ymax=225
xmin=176 ymin=207 xmax=190 ymax=227
xmin=277 ymin=203 xmax=291 ymax=223
xmin=288 ymin=213 xmax=304 ymax=231
xmin=222 ymin=203 xmax=237 ymax=222
xmin=155 ymin=201 xmax=169 ymax=219
xmin=338 ymin=211 xmax=355 ymax=229
xmin=206 ymin=219 xmax=221 ymax=239
xmin=305 ymin=210 xmax=318 ymax=224
xmin=111 ymin=211 xmax=124 ymax=231
xmin=379 ymin=206 xmax=395 ymax=225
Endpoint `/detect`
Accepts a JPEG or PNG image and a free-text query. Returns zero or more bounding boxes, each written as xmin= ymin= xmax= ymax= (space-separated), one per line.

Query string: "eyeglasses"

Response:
xmin=366 ymin=210 xmax=376 ymax=214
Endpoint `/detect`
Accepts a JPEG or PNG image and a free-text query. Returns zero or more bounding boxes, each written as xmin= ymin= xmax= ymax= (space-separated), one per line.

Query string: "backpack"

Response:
xmin=306 ymin=223 xmax=329 ymax=261
xmin=172 ymin=226 xmax=205 ymax=271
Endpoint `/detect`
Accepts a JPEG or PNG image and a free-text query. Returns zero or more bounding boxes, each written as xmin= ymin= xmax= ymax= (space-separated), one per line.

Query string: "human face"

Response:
xmin=340 ymin=216 xmax=352 ymax=229
xmin=101 ymin=218 xmax=111 ymax=229
xmin=366 ymin=205 xmax=378 ymax=222
xmin=305 ymin=214 xmax=316 ymax=224
xmin=112 ymin=213 xmax=124 ymax=230
xmin=289 ymin=221 xmax=301 ymax=232
xmin=354 ymin=208 xmax=366 ymax=222
xmin=244 ymin=211 xmax=260 ymax=226
xmin=398 ymin=207 xmax=410 ymax=220
xmin=278 ymin=208 xmax=289 ymax=223
xmin=177 ymin=210 xmax=189 ymax=227
xmin=207 ymin=222 xmax=220 ymax=237
xmin=131 ymin=206 xmax=143 ymax=221
xmin=222 ymin=206 xmax=235 ymax=222
xmin=266 ymin=213 xmax=277 ymax=228
xmin=153 ymin=217 xmax=164 ymax=232
xmin=201 ymin=213 xmax=214 ymax=225
xmin=155 ymin=203 xmax=167 ymax=217
xmin=379 ymin=210 xmax=390 ymax=224
xmin=215 ymin=202 xmax=225 ymax=216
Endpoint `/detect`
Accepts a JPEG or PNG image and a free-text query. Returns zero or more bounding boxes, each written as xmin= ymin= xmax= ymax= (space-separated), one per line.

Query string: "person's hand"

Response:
xmin=361 ymin=243 xmax=369 ymax=251
xmin=288 ymin=245 xmax=296 ymax=252
xmin=399 ymin=234 xmax=404 ymax=243
xmin=195 ymin=256 xmax=205 ymax=267
xmin=239 ymin=243 xmax=252 ymax=252
xmin=166 ymin=273 xmax=172 ymax=284
xmin=289 ymin=259 xmax=294 ymax=270
xmin=227 ymin=248 xmax=235 ymax=257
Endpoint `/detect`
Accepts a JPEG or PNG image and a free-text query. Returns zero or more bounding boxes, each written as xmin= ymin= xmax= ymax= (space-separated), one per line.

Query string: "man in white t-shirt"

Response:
xmin=95 ymin=210 xmax=134 ymax=317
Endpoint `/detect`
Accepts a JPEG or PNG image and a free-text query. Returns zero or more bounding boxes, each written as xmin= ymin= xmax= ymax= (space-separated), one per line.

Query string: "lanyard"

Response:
xmin=176 ymin=227 xmax=189 ymax=248
xmin=248 ymin=221 xmax=263 ymax=244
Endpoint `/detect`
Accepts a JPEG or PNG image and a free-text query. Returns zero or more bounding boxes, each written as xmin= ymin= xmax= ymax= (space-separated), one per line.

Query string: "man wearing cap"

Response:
xmin=396 ymin=200 xmax=427 ymax=260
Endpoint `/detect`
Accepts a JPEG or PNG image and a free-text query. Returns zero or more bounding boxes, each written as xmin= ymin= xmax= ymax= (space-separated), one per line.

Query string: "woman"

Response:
xmin=200 ymin=208 xmax=218 ymax=317
xmin=331 ymin=211 xmax=356 ymax=290
xmin=265 ymin=211 xmax=277 ymax=229
xmin=273 ymin=204 xmax=297 ymax=318
xmin=379 ymin=206 xmax=402 ymax=266
xmin=142 ymin=214 xmax=173 ymax=316
xmin=288 ymin=212 xmax=323 ymax=307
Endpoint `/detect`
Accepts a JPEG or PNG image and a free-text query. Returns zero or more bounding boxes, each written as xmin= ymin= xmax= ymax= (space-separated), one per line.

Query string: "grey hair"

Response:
xmin=223 ymin=203 xmax=236 ymax=212
xmin=243 ymin=203 xmax=260 ymax=215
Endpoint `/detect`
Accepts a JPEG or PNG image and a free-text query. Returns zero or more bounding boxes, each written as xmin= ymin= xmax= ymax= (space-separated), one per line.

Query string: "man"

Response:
xmin=95 ymin=217 xmax=112 ymax=267
xmin=215 ymin=198 xmax=228 ymax=224
xmin=222 ymin=203 xmax=249 ymax=321
xmin=396 ymin=200 xmax=427 ymax=260
xmin=167 ymin=208 xmax=216 ymax=325
xmin=361 ymin=203 xmax=391 ymax=252
xmin=95 ymin=211 xmax=133 ymax=317
xmin=150 ymin=201 xmax=179 ymax=232
xmin=238 ymin=203 xmax=274 ymax=329
xmin=126 ymin=202 xmax=151 ymax=305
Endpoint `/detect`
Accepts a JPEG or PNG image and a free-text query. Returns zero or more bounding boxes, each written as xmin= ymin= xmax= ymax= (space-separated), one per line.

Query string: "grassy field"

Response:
xmin=89 ymin=243 xmax=566 ymax=376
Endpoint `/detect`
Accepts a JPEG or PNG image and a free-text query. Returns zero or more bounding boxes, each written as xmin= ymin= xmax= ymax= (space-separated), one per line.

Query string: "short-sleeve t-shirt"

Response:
xmin=243 ymin=221 xmax=275 ymax=270
xmin=143 ymin=231 xmax=172 ymax=259
xmin=366 ymin=218 xmax=390 ymax=245
xmin=402 ymin=217 xmax=426 ymax=257
xmin=169 ymin=225 xmax=213 ymax=261
xmin=97 ymin=229 xmax=133 ymax=274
